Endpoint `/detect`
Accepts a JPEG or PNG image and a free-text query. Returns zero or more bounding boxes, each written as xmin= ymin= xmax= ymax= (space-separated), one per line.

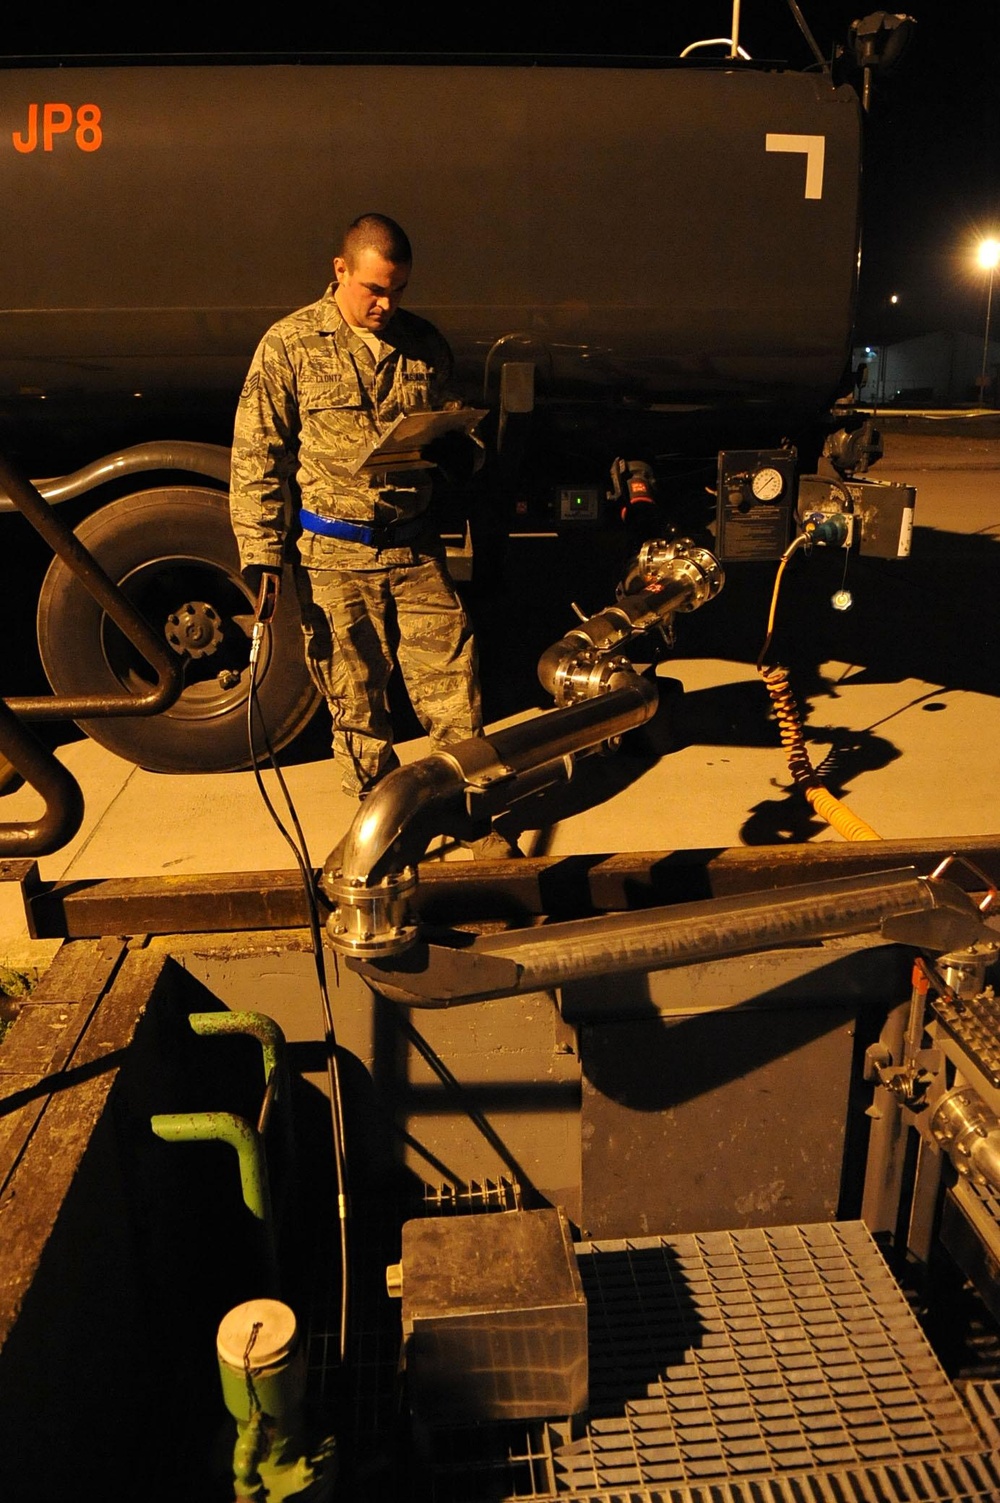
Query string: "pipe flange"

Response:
xmin=635 ymin=540 xmax=724 ymax=607
xmin=552 ymin=652 xmax=634 ymax=707
xmin=666 ymin=547 xmax=725 ymax=610
xmin=930 ymin=1086 xmax=998 ymax=1175
xmin=325 ymin=866 xmax=418 ymax=957
xmin=636 ymin=538 xmax=686 ymax=580
xmin=938 ymin=943 xmax=1000 ymax=1000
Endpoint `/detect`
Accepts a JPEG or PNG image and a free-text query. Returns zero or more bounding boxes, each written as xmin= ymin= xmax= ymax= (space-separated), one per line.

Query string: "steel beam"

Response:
xmin=5 ymin=835 xmax=1000 ymax=941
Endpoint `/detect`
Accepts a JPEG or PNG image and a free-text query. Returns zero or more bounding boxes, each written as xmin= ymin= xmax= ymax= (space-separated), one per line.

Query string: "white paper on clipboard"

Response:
xmin=347 ymin=407 xmax=489 ymax=476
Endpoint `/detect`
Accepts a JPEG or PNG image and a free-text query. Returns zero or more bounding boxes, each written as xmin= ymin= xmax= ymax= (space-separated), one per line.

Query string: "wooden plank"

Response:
xmin=0 ymin=947 xmax=168 ymax=1342
xmin=0 ymin=938 xmax=128 ymax=1198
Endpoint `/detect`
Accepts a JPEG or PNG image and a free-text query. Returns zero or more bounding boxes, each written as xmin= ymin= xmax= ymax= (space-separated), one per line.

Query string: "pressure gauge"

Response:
xmin=751 ymin=466 xmax=784 ymax=501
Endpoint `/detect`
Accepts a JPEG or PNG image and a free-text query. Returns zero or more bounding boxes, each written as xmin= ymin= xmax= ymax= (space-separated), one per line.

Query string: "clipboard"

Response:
xmin=348 ymin=407 xmax=488 ymax=476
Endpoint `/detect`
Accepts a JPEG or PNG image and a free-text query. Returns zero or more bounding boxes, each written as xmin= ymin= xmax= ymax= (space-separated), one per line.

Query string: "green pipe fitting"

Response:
xmin=217 ymin=1299 xmax=338 ymax=1500
xmin=150 ymin=1013 xmax=294 ymax=1298
xmin=187 ymin=1011 xmax=296 ymax=1159
xmin=151 ymin=1110 xmax=279 ymax=1290
xmin=188 ymin=1011 xmax=285 ymax=1090
xmin=151 ymin=1111 xmax=270 ymax=1220
xmin=217 ymin=1298 xmax=306 ymax=1425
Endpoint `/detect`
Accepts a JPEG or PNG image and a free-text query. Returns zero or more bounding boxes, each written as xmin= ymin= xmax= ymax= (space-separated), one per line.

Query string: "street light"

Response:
xmin=977 ymin=237 xmax=1000 ymax=406
xmin=881 ymin=293 xmax=900 ymax=402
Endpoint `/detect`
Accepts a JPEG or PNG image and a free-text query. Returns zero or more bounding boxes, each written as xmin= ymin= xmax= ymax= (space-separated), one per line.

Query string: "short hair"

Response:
xmin=341 ymin=213 xmax=412 ymax=268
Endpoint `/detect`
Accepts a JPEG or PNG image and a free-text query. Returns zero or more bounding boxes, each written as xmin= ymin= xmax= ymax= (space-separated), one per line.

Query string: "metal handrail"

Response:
xmin=0 ymin=448 xmax=186 ymax=855
xmin=0 ymin=698 xmax=84 ymax=855
xmin=0 ymin=440 xmax=231 ymax=511
xmin=0 ymin=452 xmax=183 ymax=721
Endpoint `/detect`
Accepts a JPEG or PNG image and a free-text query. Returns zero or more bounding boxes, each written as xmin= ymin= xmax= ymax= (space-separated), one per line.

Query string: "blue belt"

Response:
xmin=299 ymin=508 xmax=426 ymax=548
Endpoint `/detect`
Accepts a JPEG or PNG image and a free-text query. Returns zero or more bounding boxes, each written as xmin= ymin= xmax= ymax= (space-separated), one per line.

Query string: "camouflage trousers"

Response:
xmin=294 ymin=557 xmax=483 ymax=797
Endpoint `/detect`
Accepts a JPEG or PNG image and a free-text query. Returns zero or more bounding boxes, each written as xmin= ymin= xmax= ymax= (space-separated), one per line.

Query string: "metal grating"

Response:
xmin=933 ymin=987 xmax=1000 ymax=1085
xmin=558 ymin=1221 xmax=980 ymax=1492
xmin=964 ymin=1381 xmax=1000 ymax=1451
xmin=425 ymin=1221 xmax=1000 ymax=1502
xmin=539 ymin=1454 xmax=1000 ymax=1502
xmin=303 ymin=1217 xmax=1000 ymax=1500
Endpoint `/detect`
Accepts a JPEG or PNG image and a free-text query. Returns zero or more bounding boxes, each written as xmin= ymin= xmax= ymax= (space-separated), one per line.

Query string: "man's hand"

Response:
xmin=242 ymin=565 xmax=282 ymax=624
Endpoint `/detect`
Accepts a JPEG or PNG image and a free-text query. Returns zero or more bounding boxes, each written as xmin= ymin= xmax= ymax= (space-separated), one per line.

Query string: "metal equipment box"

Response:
xmin=398 ymin=1206 xmax=588 ymax=1424
xmin=797 ymin=473 xmax=916 ymax=558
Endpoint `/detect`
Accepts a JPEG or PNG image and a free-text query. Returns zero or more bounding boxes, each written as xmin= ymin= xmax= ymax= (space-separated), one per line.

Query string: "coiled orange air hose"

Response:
xmin=757 ymin=535 xmax=881 ymax=842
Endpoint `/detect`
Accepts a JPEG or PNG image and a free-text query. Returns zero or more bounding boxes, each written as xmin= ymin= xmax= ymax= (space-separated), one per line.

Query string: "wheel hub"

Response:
xmin=165 ymin=600 xmax=224 ymax=658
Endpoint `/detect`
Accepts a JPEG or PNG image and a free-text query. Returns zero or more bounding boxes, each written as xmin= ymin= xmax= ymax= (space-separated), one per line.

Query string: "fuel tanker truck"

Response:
xmin=0 ymin=10 xmax=911 ymax=773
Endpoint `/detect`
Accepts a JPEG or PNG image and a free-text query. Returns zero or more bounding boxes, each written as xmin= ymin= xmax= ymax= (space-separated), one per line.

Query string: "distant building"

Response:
xmin=852 ymin=330 xmax=1000 ymax=406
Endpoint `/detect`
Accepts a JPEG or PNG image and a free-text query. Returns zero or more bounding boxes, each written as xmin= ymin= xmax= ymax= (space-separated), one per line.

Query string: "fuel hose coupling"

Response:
xmin=323 ymin=865 xmax=419 ymax=957
xmin=803 ymin=512 xmax=851 ymax=548
xmin=546 ymin=649 xmax=637 ymax=708
xmin=632 ymin=539 xmax=725 ymax=606
xmin=930 ymin=1086 xmax=1000 ymax=1192
xmin=540 ymin=538 xmax=724 ymax=706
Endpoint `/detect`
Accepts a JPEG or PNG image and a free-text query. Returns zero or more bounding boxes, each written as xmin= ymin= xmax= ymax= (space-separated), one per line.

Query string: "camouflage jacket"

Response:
xmin=229 ymin=285 xmax=453 ymax=570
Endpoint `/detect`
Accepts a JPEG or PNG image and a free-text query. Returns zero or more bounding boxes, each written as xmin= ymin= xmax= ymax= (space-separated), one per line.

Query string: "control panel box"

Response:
xmin=557 ymin=485 xmax=602 ymax=522
xmin=714 ymin=448 xmax=797 ymax=561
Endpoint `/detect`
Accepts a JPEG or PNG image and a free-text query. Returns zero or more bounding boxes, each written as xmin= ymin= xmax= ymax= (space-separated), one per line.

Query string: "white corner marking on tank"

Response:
xmin=765 ymin=133 xmax=825 ymax=199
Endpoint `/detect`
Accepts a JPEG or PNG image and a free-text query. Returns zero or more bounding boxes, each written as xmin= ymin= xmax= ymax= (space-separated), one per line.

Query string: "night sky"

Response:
xmin=2 ymin=3 xmax=997 ymax=346
xmin=846 ymin=3 xmax=1000 ymax=344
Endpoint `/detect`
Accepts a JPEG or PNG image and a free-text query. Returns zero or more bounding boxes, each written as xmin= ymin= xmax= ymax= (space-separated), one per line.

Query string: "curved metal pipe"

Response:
xmin=325 ymin=678 xmax=660 ymax=891
xmin=322 ymin=538 xmax=721 ymax=957
xmin=325 ymin=756 xmax=465 ymax=891
xmin=0 ymin=441 xmax=232 ymax=511
xmin=538 ymin=540 xmax=723 ymax=701
xmin=323 ymin=678 xmax=659 ymax=956
xmin=482 ymin=332 xmax=554 ymax=402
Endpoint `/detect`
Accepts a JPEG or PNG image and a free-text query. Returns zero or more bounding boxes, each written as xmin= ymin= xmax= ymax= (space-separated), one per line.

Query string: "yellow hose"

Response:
xmin=758 ymin=661 xmax=881 ymax=840
xmin=804 ymin=784 xmax=881 ymax=841
xmin=757 ymin=536 xmax=881 ymax=842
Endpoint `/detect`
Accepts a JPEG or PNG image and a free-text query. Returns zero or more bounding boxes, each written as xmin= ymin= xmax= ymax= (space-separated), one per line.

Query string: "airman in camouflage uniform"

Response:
xmin=229 ymin=213 xmax=483 ymax=798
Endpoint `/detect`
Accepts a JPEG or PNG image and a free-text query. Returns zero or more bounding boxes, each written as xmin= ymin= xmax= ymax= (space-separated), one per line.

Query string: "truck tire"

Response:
xmin=36 ymin=487 xmax=319 ymax=773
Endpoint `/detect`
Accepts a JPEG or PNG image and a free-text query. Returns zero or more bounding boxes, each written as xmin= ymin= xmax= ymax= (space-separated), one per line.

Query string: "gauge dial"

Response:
xmin=751 ymin=466 xmax=784 ymax=501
